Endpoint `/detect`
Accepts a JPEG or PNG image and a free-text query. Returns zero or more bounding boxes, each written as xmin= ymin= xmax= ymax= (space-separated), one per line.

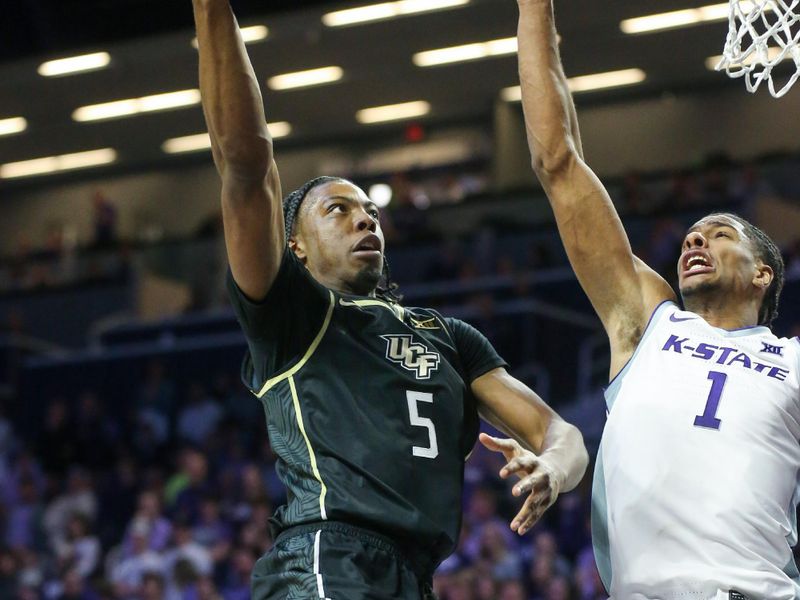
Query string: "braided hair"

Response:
xmin=710 ymin=213 xmax=785 ymax=327
xmin=282 ymin=176 xmax=402 ymax=304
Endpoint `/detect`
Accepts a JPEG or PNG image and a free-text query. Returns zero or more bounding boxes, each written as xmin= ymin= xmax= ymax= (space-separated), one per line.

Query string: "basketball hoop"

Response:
xmin=717 ymin=0 xmax=800 ymax=97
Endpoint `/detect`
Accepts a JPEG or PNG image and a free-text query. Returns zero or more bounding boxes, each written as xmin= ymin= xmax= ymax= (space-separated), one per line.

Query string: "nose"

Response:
xmin=355 ymin=208 xmax=377 ymax=233
xmin=683 ymin=231 xmax=707 ymax=250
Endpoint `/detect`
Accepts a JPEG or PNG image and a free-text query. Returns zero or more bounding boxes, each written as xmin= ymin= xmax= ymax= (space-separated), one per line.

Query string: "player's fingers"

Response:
xmin=517 ymin=491 xmax=557 ymax=535
xmin=512 ymin=469 xmax=549 ymax=497
xmin=500 ymin=455 xmax=538 ymax=480
xmin=510 ymin=494 xmax=538 ymax=532
xmin=479 ymin=433 xmax=516 ymax=453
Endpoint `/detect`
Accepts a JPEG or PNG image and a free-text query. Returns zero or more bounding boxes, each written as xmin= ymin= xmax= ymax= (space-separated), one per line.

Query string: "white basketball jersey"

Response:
xmin=592 ymin=301 xmax=800 ymax=600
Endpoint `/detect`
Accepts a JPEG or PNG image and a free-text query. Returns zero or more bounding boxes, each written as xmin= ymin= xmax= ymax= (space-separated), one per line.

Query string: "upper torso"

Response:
xmin=593 ymin=301 xmax=800 ymax=599
xmin=228 ymin=251 xmax=505 ymax=568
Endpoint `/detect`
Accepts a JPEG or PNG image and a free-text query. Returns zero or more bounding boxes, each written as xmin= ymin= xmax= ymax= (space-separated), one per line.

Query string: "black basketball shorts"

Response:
xmin=251 ymin=521 xmax=436 ymax=600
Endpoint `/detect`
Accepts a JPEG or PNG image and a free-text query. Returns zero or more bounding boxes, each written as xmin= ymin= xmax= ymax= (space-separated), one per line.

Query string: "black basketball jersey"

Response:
xmin=227 ymin=249 xmax=506 ymax=568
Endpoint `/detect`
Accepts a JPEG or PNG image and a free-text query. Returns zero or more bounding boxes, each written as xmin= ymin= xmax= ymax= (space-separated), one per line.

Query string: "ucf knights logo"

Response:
xmin=381 ymin=334 xmax=441 ymax=379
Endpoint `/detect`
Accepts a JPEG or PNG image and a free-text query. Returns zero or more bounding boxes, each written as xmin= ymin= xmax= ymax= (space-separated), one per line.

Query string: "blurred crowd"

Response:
xmin=0 ymin=359 xmax=604 ymax=600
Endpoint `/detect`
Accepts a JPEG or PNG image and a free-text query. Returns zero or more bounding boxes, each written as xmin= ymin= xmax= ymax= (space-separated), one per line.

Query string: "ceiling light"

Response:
xmin=0 ymin=117 xmax=28 ymax=137
xmin=368 ymin=184 xmax=393 ymax=207
xmin=0 ymin=148 xmax=117 ymax=179
xmin=568 ymin=68 xmax=646 ymax=92
xmin=620 ymin=3 xmax=732 ymax=34
xmin=356 ymin=101 xmax=431 ymax=124
xmin=705 ymin=46 xmax=787 ymax=70
xmin=192 ymin=25 xmax=268 ymax=48
xmin=501 ymin=68 xmax=646 ymax=100
xmin=267 ymin=67 xmax=343 ymax=91
xmin=323 ymin=0 xmax=469 ymax=27
xmin=73 ymin=89 xmax=201 ymax=122
xmin=413 ymin=37 xmax=517 ymax=67
xmin=162 ymin=122 xmax=292 ymax=154
xmin=38 ymin=52 xmax=111 ymax=77
xmin=501 ymin=86 xmax=522 ymax=102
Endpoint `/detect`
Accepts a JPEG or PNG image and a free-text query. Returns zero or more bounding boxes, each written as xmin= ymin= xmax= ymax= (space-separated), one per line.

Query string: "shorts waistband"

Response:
xmin=275 ymin=521 xmax=436 ymax=585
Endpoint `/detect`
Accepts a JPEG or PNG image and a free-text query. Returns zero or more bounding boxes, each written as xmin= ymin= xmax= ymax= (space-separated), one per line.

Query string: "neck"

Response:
xmin=316 ymin=273 xmax=377 ymax=298
xmin=683 ymin=295 xmax=762 ymax=330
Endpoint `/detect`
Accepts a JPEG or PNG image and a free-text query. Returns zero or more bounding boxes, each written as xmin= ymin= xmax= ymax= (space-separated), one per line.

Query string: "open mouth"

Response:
xmin=352 ymin=234 xmax=382 ymax=256
xmin=682 ymin=252 xmax=714 ymax=276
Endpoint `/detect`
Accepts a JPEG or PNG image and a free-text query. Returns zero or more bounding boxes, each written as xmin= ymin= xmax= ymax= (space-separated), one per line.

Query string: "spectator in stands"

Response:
xmin=43 ymin=467 xmax=97 ymax=553
xmin=140 ymin=360 xmax=176 ymax=413
xmin=478 ymin=520 xmax=523 ymax=581
xmin=140 ymin=571 xmax=166 ymax=600
xmin=91 ymin=191 xmax=118 ymax=250
xmin=6 ymin=476 xmax=45 ymax=551
xmin=619 ymin=170 xmax=650 ymax=215
xmin=176 ymin=384 xmax=223 ymax=446
xmin=166 ymin=447 xmax=210 ymax=524
xmin=122 ymin=491 xmax=172 ymax=555
xmin=0 ymin=546 xmax=18 ymax=597
xmin=220 ymin=546 xmax=256 ymax=600
xmin=37 ymin=398 xmax=78 ymax=476
xmin=73 ymin=391 xmax=118 ymax=470
xmin=193 ymin=494 xmax=232 ymax=566
xmin=785 ymin=238 xmax=800 ymax=281
xmin=109 ymin=518 xmax=164 ymax=598
xmin=53 ymin=512 xmax=100 ymax=579
xmin=497 ymin=579 xmax=526 ymax=600
xmin=164 ymin=519 xmax=213 ymax=584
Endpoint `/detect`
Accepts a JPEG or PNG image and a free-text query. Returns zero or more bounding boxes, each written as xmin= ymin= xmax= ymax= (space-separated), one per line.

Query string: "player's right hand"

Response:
xmin=479 ymin=433 xmax=563 ymax=535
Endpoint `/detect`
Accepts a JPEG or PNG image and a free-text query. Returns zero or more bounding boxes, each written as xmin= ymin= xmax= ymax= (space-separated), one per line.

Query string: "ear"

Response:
xmin=753 ymin=262 xmax=773 ymax=290
xmin=288 ymin=236 xmax=308 ymax=264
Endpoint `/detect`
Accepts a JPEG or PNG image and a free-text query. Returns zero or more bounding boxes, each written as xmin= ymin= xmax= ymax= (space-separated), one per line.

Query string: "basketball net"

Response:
xmin=717 ymin=0 xmax=800 ymax=97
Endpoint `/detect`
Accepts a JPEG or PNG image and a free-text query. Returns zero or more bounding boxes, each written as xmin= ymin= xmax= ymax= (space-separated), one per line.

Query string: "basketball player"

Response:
xmin=515 ymin=0 xmax=798 ymax=598
xmin=191 ymin=1 xmax=588 ymax=598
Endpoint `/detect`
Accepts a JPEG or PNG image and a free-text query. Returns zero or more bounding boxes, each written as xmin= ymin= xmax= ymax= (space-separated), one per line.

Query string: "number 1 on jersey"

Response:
xmin=694 ymin=371 xmax=727 ymax=430
xmin=406 ymin=391 xmax=439 ymax=459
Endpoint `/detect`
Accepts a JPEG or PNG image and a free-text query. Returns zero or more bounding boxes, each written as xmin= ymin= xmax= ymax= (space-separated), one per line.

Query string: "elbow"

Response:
xmin=218 ymin=134 xmax=274 ymax=181
xmin=531 ymin=144 xmax=579 ymax=181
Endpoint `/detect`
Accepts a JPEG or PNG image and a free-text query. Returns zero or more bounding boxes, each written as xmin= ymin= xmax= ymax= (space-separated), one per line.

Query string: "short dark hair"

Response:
xmin=282 ymin=176 xmax=402 ymax=304
xmin=710 ymin=213 xmax=784 ymax=327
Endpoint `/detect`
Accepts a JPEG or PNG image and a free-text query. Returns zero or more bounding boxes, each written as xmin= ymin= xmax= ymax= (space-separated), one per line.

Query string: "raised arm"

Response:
xmin=473 ymin=367 xmax=588 ymax=534
xmin=517 ymin=0 xmax=674 ymax=370
xmin=193 ymin=0 xmax=284 ymax=301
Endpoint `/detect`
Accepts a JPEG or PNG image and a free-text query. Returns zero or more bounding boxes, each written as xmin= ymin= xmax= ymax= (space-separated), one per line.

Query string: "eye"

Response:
xmin=369 ymin=209 xmax=380 ymax=219
xmin=715 ymin=231 xmax=730 ymax=238
xmin=327 ymin=203 xmax=346 ymax=214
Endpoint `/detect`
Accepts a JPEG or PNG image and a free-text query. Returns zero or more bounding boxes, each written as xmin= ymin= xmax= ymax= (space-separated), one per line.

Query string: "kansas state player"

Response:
xmin=514 ymin=0 xmax=797 ymax=598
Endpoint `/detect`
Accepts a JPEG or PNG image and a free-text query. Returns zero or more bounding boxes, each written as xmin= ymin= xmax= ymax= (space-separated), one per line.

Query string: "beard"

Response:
xmin=351 ymin=262 xmax=383 ymax=296
xmin=679 ymin=278 xmax=720 ymax=308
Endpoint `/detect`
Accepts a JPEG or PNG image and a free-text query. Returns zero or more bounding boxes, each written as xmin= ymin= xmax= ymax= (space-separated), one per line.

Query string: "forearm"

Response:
xmin=193 ymin=0 xmax=272 ymax=180
xmin=538 ymin=417 xmax=588 ymax=492
xmin=517 ymin=0 xmax=581 ymax=172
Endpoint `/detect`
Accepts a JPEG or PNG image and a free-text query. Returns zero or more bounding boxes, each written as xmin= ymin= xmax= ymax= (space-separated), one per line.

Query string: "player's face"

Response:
xmin=677 ymin=215 xmax=766 ymax=305
xmin=292 ymin=180 xmax=385 ymax=296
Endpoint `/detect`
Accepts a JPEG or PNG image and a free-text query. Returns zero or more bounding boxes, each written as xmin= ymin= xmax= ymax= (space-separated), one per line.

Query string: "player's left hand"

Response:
xmin=478 ymin=432 xmax=564 ymax=535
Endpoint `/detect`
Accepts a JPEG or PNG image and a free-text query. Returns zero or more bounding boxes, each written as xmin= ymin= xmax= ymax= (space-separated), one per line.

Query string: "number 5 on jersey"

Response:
xmin=406 ymin=391 xmax=439 ymax=459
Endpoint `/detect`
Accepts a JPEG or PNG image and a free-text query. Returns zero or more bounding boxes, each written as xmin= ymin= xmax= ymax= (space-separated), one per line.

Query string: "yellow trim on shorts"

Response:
xmin=255 ymin=290 xmax=335 ymax=397
xmin=289 ymin=375 xmax=328 ymax=520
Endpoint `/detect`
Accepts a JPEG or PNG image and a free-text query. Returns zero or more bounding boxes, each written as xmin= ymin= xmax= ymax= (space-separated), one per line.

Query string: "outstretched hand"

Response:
xmin=479 ymin=432 xmax=563 ymax=535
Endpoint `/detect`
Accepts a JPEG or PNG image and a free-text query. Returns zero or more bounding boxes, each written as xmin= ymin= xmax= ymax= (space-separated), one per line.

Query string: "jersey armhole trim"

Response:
xmin=254 ymin=290 xmax=335 ymax=398
xmin=604 ymin=299 xmax=674 ymax=410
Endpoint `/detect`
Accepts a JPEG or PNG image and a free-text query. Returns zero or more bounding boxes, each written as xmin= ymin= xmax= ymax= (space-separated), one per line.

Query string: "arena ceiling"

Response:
xmin=0 ymin=0 xmax=755 ymax=184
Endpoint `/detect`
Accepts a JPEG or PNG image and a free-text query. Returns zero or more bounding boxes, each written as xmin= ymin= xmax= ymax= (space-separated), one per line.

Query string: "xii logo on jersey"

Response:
xmin=382 ymin=334 xmax=441 ymax=379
